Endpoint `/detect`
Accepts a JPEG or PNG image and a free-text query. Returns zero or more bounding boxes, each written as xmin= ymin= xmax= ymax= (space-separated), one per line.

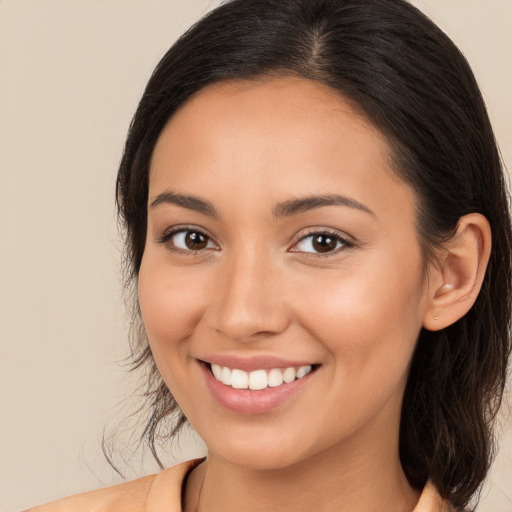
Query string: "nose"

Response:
xmin=207 ymin=249 xmax=291 ymax=343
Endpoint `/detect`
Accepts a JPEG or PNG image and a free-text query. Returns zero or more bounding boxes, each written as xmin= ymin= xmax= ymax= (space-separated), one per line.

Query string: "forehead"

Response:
xmin=156 ymin=77 xmax=384 ymax=148
xmin=149 ymin=77 xmax=416 ymax=227
xmin=152 ymin=78 xmax=393 ymax=178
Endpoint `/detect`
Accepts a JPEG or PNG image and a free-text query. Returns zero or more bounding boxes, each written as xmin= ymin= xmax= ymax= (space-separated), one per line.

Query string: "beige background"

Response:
xmin=0 ymin=1 xmax=510 ymax=511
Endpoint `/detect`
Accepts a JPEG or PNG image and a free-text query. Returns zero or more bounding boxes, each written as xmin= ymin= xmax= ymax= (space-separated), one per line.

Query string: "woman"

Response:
xmin=29 ymin=0 xmax=511 ymax=511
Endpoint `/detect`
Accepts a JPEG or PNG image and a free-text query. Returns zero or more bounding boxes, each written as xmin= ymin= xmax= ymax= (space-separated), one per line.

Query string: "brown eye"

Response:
xmin=163 ymin=229 xmax=217 ymax=252
xmin=311 ymin=234 xmax=338 ymax=253
xmin=292 ymin=231 xmax=351 ymax=255
xmin=185 ymin=231 xmax=208 ymax=250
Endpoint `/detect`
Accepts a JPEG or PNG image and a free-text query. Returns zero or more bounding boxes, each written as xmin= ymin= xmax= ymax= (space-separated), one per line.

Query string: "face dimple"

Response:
xmin=138 ymin=76 xmax=429 ymax=470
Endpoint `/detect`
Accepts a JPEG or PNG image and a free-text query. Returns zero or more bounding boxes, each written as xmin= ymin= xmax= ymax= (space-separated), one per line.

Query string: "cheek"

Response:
xmin=293 ymin=267 xmax=424 ymax=433
xmin=138 ymin=253 xmax=205 ymax=359
xmin=290 ymin=256 xmax=425 ymax=376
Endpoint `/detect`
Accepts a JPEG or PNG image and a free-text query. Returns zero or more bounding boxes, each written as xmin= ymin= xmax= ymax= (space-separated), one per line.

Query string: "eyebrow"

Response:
xmin=272 ymin=194 xmax=375 ymax=218
xmin=150 ymin=190 xmax=218 ymax=218
xmin=149 ymin=190 xmax=374 ymax=218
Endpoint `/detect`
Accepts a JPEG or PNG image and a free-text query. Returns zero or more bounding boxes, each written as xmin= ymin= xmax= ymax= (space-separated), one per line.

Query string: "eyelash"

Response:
xmin=292 ymin=229 xmax=354 ymax=257
xmin=157 ymin=227 xmax=354 ymax=257
xmin=157 ymin=226 xmax=218 ymax=256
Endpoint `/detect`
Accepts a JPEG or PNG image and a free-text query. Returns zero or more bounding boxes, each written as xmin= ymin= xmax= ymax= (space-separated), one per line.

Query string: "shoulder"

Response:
xmin=25 ymin=474 xmax=156 ymax=512
xmin=25 ymin=458 xmax=205 ymax=512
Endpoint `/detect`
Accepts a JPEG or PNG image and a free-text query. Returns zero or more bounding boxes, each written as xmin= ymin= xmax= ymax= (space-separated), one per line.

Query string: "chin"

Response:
xmin=213 ymin=446 xmax=304 ymax=471
xmin=198 ymin=424 xmax=320 ymax=471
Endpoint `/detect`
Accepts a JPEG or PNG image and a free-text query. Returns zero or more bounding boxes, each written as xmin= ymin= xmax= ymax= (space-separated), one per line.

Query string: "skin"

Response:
xmin=138 ymin=77 xmax=489 ymax=511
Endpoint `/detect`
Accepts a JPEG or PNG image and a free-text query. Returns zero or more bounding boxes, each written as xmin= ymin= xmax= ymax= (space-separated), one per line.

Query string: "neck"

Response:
xmin=184 ymin=422 xmax=420 ymax=512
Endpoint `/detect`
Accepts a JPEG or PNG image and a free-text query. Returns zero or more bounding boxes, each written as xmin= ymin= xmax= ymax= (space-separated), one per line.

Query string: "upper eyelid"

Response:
xmin=287 ymin=232 xmax=354 ymax=259
xmin=292 ymin=227 xmax=354 ymax=245
xmin=159 ymin=225 xmax=214 ymax=241
xmin=157 ymin=225 xmax=354 ymax=251
xmin=156 ymin=226 xmax=219 ymax=252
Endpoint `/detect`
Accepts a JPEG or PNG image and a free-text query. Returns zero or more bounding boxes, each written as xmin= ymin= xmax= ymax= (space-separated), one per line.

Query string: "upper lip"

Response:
xmin=199 ymin=354 xmax=318 ymax=372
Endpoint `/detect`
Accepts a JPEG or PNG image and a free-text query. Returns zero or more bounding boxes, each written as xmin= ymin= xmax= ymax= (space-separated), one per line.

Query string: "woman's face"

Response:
xmin=139 ymin=77 xmax=431 ymax=470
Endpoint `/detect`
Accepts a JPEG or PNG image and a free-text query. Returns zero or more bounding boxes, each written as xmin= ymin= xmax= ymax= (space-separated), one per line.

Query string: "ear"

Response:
xmin=422 ymin=213 xmax=491 ymax=331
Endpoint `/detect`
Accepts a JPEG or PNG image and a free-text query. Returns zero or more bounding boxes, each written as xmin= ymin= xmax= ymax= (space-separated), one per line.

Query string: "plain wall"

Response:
xmin=0 ymin=1 xmax=510 ymax=511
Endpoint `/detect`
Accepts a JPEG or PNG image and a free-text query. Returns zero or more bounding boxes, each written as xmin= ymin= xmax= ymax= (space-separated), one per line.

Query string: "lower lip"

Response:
xmin=200 ymin=362 xmax=316 ymax=415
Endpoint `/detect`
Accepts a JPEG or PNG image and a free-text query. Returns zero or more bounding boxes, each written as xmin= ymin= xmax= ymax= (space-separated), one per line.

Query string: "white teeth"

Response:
xmin=211 ymin=363 xmax=223 ymax=381
xmin=296 ymin=365 xmax=312 ymax=379
xmin=249 ymin=369 xmax=267 ymax=390
xmin=231 ymin=369 xmax=249 ymax=389
xmin=282 ymin=367 xmax=296 ymax=383
xmin=221 ymin=366 xmax=232 ymax=386
xmin=210 ymin=363 xmax=313 ymax=390
xmin=267 ymin=368 xmax=283 ymax=387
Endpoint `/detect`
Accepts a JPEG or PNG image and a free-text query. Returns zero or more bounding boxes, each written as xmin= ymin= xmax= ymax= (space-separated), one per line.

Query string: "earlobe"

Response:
xmin=423 ymin=213 xmax=491 ymax=331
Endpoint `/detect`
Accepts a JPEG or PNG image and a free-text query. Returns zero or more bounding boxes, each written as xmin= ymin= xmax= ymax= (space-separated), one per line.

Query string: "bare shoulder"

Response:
xmin=24 ymin=473 xmax=157 ymax=512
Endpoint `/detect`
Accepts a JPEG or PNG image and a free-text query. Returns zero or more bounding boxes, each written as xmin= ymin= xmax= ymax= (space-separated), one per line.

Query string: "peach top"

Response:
xmin=27 ymin=458 xmax=453 ymax=512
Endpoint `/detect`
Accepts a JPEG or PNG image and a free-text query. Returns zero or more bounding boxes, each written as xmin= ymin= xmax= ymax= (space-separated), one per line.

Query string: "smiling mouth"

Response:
xmin=206 ymin=362 xmax=318 ymax=391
